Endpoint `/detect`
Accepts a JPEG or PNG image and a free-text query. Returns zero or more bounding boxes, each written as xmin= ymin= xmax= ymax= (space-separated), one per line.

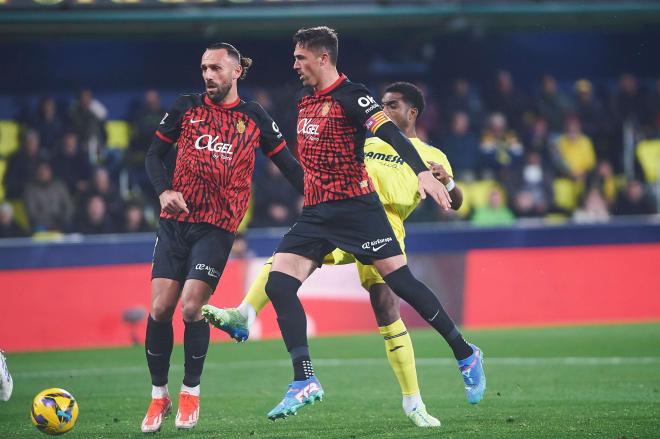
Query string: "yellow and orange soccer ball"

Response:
xmin=30 ymin=388 xmax=79 ymax=435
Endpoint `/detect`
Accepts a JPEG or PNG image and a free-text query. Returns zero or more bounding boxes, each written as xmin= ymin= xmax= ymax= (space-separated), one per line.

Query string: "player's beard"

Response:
xmin=206 ymin=80 xmax=232 ymax=103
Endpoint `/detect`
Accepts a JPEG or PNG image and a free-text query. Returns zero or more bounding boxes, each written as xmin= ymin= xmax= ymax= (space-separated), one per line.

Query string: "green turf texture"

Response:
xmin=1 ymin=323 xmax=658 ymax=438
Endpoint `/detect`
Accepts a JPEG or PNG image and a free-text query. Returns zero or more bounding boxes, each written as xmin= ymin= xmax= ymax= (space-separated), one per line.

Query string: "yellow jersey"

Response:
xmin=364 ymin=136 xmax=453 ymax=221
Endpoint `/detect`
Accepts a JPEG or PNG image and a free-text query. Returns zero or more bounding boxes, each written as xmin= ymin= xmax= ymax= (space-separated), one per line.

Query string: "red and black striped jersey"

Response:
xmin=297 ymin=74 xmax=392 ymax=206
xmin=155 ymin=93 xmax=286 ymax=233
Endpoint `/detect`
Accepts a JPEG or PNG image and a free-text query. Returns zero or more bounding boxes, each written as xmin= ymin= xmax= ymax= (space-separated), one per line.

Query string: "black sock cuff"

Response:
xmin=148 ymin=314 xmax=173 ymax=327
xmin=266 ymin=271 xmax=302 ymax=296
xmin=184 ymin=318 xmax=209 ymax=330
xmin=290 ymin=346 xmax=310 ymax=360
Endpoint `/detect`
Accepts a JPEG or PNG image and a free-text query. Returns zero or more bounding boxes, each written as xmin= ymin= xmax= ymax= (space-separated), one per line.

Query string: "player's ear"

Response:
xmin=233 ymin=64 xmax=242 ymax=80
xmin=319 ymin=51 xmax=329 ymax=67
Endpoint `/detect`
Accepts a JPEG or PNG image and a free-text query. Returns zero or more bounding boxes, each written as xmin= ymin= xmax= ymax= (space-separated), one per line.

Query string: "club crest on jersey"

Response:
xmin=321 ymin=102 xmax=331 ymax=116
xmin=194 ymin=134 xmax=234 ymax=160
xmin=236 ymin=119 xmax=246 ymax=134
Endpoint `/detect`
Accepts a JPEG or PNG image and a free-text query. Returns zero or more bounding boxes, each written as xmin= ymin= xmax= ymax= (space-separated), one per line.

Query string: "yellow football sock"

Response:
xmin=379 ymin=319 xmax=419 ymax=397
xmin=243 ymin=258 xmax=273 ymax=314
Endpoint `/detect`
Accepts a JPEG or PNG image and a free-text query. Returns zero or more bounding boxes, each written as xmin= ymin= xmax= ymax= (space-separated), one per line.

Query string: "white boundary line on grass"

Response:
xmin=13 ymin=356 xmax=660 ymax=379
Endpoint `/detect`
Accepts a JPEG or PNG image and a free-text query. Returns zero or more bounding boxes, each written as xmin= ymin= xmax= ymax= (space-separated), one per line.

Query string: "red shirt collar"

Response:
xmin=315 ymin=73 xmax=347 ymax=96
xmin=204 ymin=94 xmax=241 ymax=109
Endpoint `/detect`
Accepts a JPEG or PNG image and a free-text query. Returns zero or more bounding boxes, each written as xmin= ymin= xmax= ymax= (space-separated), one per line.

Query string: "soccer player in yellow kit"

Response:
xmin=203 ymin=82 xmax=466 ymax=427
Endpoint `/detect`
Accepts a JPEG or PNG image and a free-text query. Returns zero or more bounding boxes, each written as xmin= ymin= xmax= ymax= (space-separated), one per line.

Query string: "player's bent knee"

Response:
xmin=265 ymin=271 xmax=302 ymax=302
xmin=180 ymin=303 xmax=201 ymax=322
xmin=373 ymin=254 xmax=407 ymax=277
xmin=151 ymin=303 xmax=176 ymax=322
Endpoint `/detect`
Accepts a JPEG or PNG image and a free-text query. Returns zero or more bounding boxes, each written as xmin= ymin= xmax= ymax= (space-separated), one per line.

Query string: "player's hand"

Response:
xmin=427 ymin=160 xmax=452 ymax=185
xmin=417 ymin=170 xmax=451 ymax=210
xmin=159 ymin=190 xmax=189 ymax=214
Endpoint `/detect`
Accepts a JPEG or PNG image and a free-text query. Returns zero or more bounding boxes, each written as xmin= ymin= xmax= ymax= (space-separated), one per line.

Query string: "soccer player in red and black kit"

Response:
xmin=141 ymin=43 xmax=304 ymax=433
xmin=265 ymin=27 xmax=486 ymax=420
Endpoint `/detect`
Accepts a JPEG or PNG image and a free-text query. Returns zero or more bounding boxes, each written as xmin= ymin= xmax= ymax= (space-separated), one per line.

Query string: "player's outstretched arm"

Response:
xmin=374 ymin=121 xmax=451 ymax=210
xmin=269 ymin=148 xmax=305 ymax=195
xmin=428 ymin=161 xmax=463 ymax=210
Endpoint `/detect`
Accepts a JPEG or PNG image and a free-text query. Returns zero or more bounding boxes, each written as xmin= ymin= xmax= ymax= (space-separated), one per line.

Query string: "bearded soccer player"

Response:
xmin=203 ymin=81 xmax=466 ymax=427
xmin=141 ymin=42 xmax=304 ymax=433
xmin=258 ymin=27 xmax=486 ymax=421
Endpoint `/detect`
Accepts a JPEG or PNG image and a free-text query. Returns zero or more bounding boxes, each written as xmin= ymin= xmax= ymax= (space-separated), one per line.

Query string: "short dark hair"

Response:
xmin=293 ymin=26 xmax=339 ymax=65
xmin=206 ymin=42 xmax=253 ymax=80
xmin=384 ymin=82 xmax=425 ymax=117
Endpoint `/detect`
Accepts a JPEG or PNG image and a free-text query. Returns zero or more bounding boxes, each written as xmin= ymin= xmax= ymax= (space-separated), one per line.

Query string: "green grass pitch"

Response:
xmin=1 ymin=323 xmax=659 ymax=438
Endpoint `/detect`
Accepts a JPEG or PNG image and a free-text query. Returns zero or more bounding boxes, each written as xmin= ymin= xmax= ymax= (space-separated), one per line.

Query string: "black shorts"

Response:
xmin=276 ymin=192 xmax=402 ymax=265
xmin=151 ymin=219 xmax=235 ymax=291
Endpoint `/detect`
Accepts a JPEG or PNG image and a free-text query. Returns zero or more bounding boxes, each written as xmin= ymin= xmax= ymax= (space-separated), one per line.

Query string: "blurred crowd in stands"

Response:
xmin=1 ymin=71 xmax=659 ymax=239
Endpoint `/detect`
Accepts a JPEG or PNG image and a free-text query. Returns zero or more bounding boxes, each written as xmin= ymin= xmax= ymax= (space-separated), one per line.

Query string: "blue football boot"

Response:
xmin=458 ymin=344 xmax=486 ymax=404
xmin=267 ymin=376 xmax=324 ymax=420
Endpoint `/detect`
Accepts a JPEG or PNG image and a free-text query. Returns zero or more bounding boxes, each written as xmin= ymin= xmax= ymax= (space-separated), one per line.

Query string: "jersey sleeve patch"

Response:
xmin=365 ymin=111 xmax=391 ymax=134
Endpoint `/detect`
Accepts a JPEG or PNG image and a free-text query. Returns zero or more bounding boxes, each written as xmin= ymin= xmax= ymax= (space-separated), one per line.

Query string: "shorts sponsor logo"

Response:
xmin=362 ymin=236 xmax=393 ymax=251
xmin=194 ymin=134 xmax=234 ymax=160
xmin=195 ymin=263 xmax=220 ymax=278
xmin=357 ymin=95 xmax=379 ymax=114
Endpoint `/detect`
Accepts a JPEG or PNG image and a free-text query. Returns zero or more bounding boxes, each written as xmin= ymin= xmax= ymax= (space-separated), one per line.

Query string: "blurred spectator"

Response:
xmin=573 ymin=188 xmax=610 ymax=223
xmin=68 ymin=89 xmax=107 ymax=162
xmin=441 ymin=111 xmax=480 ymax=179
xmin=82 ymin=167 xmax=124 ymax=225
xmin=29 ymin=97 xmax=64 ymax=155
xmin=573 ymin=79 xmax=616 ymax=168
xmin=51 ymin=132 xmax=93 ymax=195
xmin=414 ymin=82 xmax=442 ymax=142
xmin=508 ymin=152 xmax=554 ymax=217
xmin=552 ymin=115 xmax=596 ymax=180
xmin=587 ymin=160 xmax=618 ymax=206
xmin=127 ymin=90 xmax=164 ymax=195
xmin=443 ymin=78 xmax=484 ymax=130
xmin=0 ymin=202 xmax=26 ymax=238
xmin=613 ymin=180 xmax=655 ymax=216
xmin=24 ymin=161 xmax=74 ymax=232
xmin=479 ymin=112 xmax=524 ymax=182
xmin=525 ymin=116 xmax=554 ymax=159
xmin=122 ymin=202 xmax=150 ymax=233
xmin=485 ymin=70 xmax=529 ymax=133
xmin=3 ymin=129 xmax=43 ymax=199
xmin=611 ymin=73 xmax=648 ymax=126
xmin=251 ymin=161 xmax=302 ymax=228
xmin=471 ymin=188 xmax=515 ymax=227
xmin=535 ymin=74 xmax=572 ymax=134
xmin=75 ymin=195 xmax=116 ymax=235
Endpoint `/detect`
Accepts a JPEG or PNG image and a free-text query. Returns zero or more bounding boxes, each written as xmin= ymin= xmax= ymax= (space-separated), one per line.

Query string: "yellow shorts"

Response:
xmin=325 ymin=207 xmax=406 ymax=291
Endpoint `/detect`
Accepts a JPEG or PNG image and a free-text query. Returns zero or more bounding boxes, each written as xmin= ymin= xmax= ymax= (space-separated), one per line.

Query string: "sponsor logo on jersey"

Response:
xmin=365 ymin=151 xmax=405 ymax=166
xmin=194 ymin=263 xmax=220 ymax=278
xmin=236 ymin=119 xmax=246 ymax=134
xmin=361 ymin=236 xmax=393 ymax=251
xmin=357 ymin=95 xmax=379 ymax=114
xmin=194 ymin=134 xmax=234 ymax=160
xmin=297 ymin=118 xmax=320 ymax=140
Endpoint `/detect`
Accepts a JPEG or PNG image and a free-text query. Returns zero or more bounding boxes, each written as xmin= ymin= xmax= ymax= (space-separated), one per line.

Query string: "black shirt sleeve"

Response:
xmin=145 ymin=96 xmax=189 ymax=195
xmin=253 ymin=103 xmax=286 ymax=158
xmin=337 ymin=83 xmax=428 ymax=175
xmin=252 ymin=103 xmax=304 ymax=195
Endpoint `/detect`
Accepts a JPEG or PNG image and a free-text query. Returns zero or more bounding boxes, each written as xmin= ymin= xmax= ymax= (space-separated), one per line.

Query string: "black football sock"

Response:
xmin=145 ymin=315 xmax=174 ymax=386
xmin=183 ymin=318 xmax=210 ymax=388
xmin=290 ymin=346 xmax=315 ymax=381
xmin=383 ymin=265 xmax=473 ymax=360
xmin=265 ymin=271 xmax=313 ymax=380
